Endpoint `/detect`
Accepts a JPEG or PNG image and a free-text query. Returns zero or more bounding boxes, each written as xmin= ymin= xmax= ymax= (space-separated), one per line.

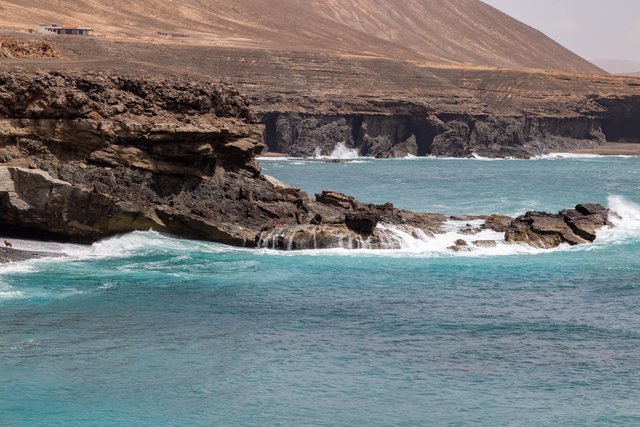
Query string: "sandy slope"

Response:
xmin=0 ymin=0 xmax=602 ymax=73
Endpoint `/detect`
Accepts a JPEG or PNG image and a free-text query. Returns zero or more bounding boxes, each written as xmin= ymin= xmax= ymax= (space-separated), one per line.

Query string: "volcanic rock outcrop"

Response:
xmin=0 ymin=71 xmax=444 ymax=247
xmin=505 ymin=204 xmax=612 ymax=248
xmin=0 ymin=71 xmax=612 ymax=251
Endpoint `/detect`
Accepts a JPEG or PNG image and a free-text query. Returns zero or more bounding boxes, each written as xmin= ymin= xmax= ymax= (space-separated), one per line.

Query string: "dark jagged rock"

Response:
xmin=315 ymin=190 xmax=357 ymax=210
xmin=345 ymin=211 xmax=379 ymax=235
xmin=561 ymin=204 xmax=612 ymax=241
xmin=0 ymin=71 xmax=281 ymax=244
xmin=505 ymin=205 xmax=611 ymax=248
xmin=482 ymin=215 xmax=514 ymax=233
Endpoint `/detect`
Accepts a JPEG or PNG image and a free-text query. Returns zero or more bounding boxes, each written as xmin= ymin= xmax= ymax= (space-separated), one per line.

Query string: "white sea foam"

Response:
xmin=0 ymin=282 xmax=23 ymax=299
xmin=256 ymin=156 xmax=303 ymax=162
xmin=79 ymin=230 xmax=230 ymax=260
xmin=375 ymin=221 xmax=554 ymax=257
xmin=328 ymin=142 xmax=361 ymax=159
xmin=0 ymin=262 xmax=40 ymax=300
xmin=539 ymin=152 xmax=607 ymax=159
xmin=471 ymin=153 xmax=505 ymax=161
xmin=257 ymin=220 xmax=557 ymax=258
xmin=595 ymin=195 xmax=640 ymax=245
xmin=2 ymin=197 xmax=639 ymax=272
xmin=1 ymin=230 xmax=232 ymax=265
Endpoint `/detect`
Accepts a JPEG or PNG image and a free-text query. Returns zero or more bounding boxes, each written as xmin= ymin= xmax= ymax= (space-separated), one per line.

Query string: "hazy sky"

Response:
xmin=482 ymin=0 xmax=640 ymax=62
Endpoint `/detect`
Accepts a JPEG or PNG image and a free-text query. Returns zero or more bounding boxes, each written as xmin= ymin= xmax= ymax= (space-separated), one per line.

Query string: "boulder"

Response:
xmin=482 ymin=214 xmax=514 ymax=232
xmin=505 ymin=205 xmax=611 ymax=248
xmin=561 ymin=205 xmax=611 ymax=241
xmin=315 ymin=190 xmax=356 ymax=210
xmin=345 ymin=210 xmax=379 ymax=234
xmin=472 ymin=240 xmax=497 ymax=248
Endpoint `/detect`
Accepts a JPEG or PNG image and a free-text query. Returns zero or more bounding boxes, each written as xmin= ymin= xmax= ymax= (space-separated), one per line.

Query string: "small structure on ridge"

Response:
xmin=34 ymin=24 xmax=94 ymax=36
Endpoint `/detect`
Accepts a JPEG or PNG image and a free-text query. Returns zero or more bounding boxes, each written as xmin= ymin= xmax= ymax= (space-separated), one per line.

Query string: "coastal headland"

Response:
xmin=0 ymin=71 xmax=613 ymax=255
xmin=0 ymin=0 xmax=636 ymax=253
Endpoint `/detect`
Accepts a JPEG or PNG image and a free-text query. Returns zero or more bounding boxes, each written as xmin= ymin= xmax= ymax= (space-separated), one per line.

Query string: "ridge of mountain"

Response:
xmin=1 ymin=0 xmax=602 ymax=73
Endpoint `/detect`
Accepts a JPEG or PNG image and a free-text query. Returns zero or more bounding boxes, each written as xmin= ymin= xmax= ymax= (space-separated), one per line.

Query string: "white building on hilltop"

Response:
xmin=35 ymin=24 xmax=94 ymax=36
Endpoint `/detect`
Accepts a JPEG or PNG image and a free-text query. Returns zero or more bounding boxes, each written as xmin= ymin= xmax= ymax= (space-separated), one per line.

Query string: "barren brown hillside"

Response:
xmin=1 ymin=0 xmax=639 ymax=158
xmin=1 ymin=0 xmax=602 ymax=73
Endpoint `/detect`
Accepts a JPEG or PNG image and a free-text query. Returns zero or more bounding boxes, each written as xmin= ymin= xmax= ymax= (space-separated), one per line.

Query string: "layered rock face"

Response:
xmin=0 ymin=71 xmax=282 ymax=244
xmin=262 ymin=112 xmax=606 ymax=158
xmin=0 ymin=71 xmax=612 ymax=250
xmin=0 ymin=71 xmax=447 ymax=246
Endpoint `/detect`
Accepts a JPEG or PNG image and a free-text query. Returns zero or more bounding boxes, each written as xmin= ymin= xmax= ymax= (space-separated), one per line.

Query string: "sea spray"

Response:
xmin=257 ymin=220 xmax=556 ymax=257
xmin=330 ymin=142 xmax=360 ymax=159
xmin=596 ymin=195 xmax=640 ymax=244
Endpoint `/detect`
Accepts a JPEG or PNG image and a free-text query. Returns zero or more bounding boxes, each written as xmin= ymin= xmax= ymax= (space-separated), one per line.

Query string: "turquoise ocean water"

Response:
xmin=2 ymin=155 xmax=640 ymax=426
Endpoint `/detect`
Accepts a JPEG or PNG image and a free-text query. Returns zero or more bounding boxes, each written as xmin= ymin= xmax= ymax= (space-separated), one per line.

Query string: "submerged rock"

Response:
xmin=472 ymin=240 xmax=497 ymax=248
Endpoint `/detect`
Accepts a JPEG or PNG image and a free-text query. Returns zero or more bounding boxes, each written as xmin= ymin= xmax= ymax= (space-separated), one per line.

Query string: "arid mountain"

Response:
xmin=1 ymin=0 xmax=639 ymax=158
xmin=1 ymin=0 xmax=601 ymax=73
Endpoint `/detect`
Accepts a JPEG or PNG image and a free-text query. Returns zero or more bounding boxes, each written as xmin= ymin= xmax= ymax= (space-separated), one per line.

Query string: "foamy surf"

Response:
xmin=2 ymin=196 xmax=639 ymax=268
xmin=0 ymin=283 xmax=23 ymax=299
xmin=594 ymin=195 xmax=640 ymax=245
xmin=257 ymin=220 xmax=563 ymax=258
xmin=539 ymin=153 xmax=607 ymax=159
xmin=79 ymin=230 xmax=231 ymax=260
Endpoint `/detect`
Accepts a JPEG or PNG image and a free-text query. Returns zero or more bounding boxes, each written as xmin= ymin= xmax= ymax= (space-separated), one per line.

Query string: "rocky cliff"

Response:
xmin=0 ymin=71 xmax=613 ymax=250
xmin=257 ymin=68 xmax=640 ymax=159
xmin=262 ymin=111 xmax=608 ymax=159
xmin=0 ymin=71 xmax=448 ymax=247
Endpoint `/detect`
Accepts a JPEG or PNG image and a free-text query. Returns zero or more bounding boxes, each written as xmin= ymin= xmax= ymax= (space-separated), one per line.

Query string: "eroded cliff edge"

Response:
xmin=0 ymin=71 xmax=612 ymax=250
xmin=258 ymin=71 xmax=640 ymax=159
xmin=0 ymin=71 xmax=445 ymax=247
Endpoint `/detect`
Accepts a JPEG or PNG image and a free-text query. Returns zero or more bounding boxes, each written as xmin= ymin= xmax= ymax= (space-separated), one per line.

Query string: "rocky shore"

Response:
xmin=0 ymin=71 xmax=614 ymax=254
xmin=0 ymin=246 xmax=59 ymax=263
xmin=261 ymin=111 xmax=608 ymax=159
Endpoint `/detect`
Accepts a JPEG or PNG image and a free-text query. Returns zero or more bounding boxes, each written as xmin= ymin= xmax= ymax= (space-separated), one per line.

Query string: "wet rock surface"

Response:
xmin=0 ymin=246 xmax=59 ymax=263
xmin=505 ymin=204 xmax=611 ymax=248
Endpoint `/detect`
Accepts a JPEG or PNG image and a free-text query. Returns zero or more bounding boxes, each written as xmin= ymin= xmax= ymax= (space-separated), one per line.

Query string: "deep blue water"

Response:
xmin=2 ymin=156 xmax=640 ymax=426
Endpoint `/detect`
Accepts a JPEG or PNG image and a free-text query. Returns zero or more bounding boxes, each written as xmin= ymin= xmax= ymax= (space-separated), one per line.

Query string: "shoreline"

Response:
xmin=259 ymin=143 xmax=640 ymax=160
xmin=0 ymin=247 xmax=60 ymax=264
xmin=568 ymin=142 xmax=640 ymax=156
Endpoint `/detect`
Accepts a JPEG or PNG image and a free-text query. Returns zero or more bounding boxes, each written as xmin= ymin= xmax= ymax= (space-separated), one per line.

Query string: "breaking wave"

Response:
xmin=0 ymin=196 xmax=638 ymax=278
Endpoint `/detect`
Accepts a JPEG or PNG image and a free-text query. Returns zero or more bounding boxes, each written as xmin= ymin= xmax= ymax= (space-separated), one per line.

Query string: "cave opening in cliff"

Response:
xmin=600 ymin=96 xmax=640 ymax=143
xmin=602 ymin=116 xmax=640 ymax=143
xmin=262 ymin=113 xmax=280 ymax=153
xmin=411 ymin=117 xmax=438 ymax=156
